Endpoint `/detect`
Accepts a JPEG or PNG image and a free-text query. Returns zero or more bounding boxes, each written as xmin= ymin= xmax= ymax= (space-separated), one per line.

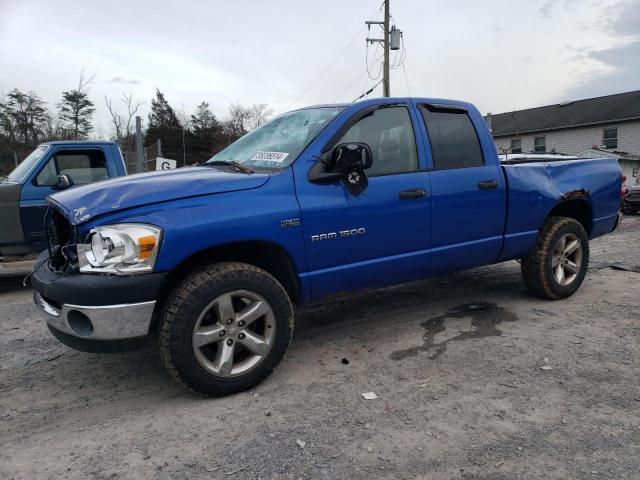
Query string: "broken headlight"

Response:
xmin=78 ymin=224 xmax=162 ymax=275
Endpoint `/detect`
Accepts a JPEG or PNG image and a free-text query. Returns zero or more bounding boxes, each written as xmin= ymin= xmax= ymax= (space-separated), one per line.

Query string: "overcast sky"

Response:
xmin=1 ymin=0 xmax=638 ymax=136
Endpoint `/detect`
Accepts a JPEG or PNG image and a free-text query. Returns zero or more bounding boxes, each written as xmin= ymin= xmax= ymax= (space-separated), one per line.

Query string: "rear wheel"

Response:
xmin=159 ymin=262 xmax=294 ymax=396
xmin=521 ymin=216 xmax=589 ymax=300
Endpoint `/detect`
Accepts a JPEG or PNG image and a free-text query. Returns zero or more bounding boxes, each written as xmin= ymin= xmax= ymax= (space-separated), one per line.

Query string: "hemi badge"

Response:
xmin=281 ymin=218 xmax=301 ymax=228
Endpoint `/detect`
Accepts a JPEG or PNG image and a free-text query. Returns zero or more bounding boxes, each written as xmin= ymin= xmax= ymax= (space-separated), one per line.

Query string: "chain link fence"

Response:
xmin=0 ymin=142 xmax=39 ymax=177
xmin=1 ymin=136 xmax=225 ymax=177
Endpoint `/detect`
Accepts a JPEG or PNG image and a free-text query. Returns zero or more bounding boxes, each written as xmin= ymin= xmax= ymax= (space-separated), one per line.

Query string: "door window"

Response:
xmin=36 ymin=150 xmax=109 ymax=186
xmin=420 ymin=106 xmax=485 ymax=169
xmin=336 ymin=106 xmax=418 ymax=176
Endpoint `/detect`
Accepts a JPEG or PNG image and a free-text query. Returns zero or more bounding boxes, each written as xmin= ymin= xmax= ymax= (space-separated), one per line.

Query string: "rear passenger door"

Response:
xmin=417 ymin=103 xmax=507 ymax=273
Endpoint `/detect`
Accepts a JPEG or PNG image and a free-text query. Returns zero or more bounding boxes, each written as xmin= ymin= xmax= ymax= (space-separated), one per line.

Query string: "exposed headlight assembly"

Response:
xmin=78 ymin=224 xmax=162 ymax=275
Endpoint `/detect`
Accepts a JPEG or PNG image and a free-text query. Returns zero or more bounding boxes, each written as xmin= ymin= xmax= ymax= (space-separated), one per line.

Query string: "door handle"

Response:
xmin=478 ymin=179 xmax=499 ymax=190
xmin=399 ymin=188 xmax=427 ymax=200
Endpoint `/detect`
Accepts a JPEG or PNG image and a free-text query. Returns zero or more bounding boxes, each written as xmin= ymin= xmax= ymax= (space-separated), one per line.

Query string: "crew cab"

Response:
xmin=0 ymin=141 xmax=127 ymax=264
xmin=30 ymin=98 xmax=623 ymax=396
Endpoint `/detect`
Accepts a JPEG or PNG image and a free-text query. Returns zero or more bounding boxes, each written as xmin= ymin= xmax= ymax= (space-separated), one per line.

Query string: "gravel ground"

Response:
xmin=1 ymin=216 xmax=639 ymax=480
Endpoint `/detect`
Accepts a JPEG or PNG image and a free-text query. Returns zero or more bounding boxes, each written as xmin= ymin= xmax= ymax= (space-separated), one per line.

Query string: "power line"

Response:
xmin=332 ymin=70 xmax=369 ymax=102
xmin=365 ymin=41 xmax=383 ymax=80
xmin=365 ymin=40 xmax=379 ymax=78
xmin=283 ymin=4 xmax=383 ymax=112
xmin=399 ymin=30 xmax=411 ymax=96
xmin=352 ymin=79 xmax=383 ymax=103
xmin=401 ymin=64 xmax=412 ymax=96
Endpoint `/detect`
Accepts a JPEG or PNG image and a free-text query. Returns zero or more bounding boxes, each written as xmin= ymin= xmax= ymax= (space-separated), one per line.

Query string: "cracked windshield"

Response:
xmin=207 ymin=106 xmax=344 ymax=169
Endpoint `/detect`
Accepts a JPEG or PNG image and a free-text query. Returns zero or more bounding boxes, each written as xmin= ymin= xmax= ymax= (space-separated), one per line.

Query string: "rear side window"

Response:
xmin=419 ymin=106 xmax=484 ymax=170
xmin=36 ymin=150 xmax=109 ymax=186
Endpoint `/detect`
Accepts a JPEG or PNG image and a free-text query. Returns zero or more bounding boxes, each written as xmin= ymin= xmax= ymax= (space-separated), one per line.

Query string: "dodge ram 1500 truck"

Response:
xmin=0 ymin=141 xmax=127 ymax=264
xmin=30 ymin=98 xmax=623 ymax=396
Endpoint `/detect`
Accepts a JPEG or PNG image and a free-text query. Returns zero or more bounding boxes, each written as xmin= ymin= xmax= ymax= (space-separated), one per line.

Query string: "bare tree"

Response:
xmin=222 ymin=101 xmax=273 ymax=141
xmin=221 ymin=102 xmax=247 ymax=142
xmin=104 ymin=91 xmax=144 ymax=148
xmin=42 ymin=115 xmax=65 ymax=142
xmin=245 ymin=103 xmax=273 ymax=131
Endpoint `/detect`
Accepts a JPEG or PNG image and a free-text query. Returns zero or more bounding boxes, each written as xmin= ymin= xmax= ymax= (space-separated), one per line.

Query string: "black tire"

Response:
xmin=159 ymin=262 xmax=294 ymax=396
xmin=521 ymin=216 xmax=589 ymax=300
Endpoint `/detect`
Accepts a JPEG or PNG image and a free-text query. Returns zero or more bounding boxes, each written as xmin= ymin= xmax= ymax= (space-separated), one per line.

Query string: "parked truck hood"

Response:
xmin=47 ymin=167 xmax=270 ymax=225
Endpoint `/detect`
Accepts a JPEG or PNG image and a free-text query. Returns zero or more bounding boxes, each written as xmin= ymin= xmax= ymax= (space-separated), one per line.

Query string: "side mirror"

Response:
xmin=307 ymin=142 xmax=373 ymax=194
xmin=333 ymin=142 xmax=373 ymax=173
xmin=53 ymin=174 xmax=74 ymax=190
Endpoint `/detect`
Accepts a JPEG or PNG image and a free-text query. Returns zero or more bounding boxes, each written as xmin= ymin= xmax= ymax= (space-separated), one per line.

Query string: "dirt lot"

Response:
xmin=1 ymin=217 xmax=639 ymax=480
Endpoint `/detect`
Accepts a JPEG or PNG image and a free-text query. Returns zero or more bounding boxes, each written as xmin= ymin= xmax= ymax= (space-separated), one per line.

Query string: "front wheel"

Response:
xmin=159 ymin=262 xmax=294 ymax=396
xmin=521 ymin=216 xmax=589 ymax=300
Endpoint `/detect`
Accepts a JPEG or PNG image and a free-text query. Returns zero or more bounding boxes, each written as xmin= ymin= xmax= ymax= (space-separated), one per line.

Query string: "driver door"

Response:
xmin=294 ymin=104 xmax=431 ymax=301
xmin=20 ymin=148 xmax=111 ymax=251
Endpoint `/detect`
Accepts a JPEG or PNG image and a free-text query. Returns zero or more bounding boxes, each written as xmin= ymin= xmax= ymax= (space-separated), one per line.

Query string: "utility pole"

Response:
xmin=383 ymin=0 xmax=390 ymax=97
xmin=135 ymin=116 xmax=144 ymax=174
xmin=366 ymin=1 xmax=398 ymax=97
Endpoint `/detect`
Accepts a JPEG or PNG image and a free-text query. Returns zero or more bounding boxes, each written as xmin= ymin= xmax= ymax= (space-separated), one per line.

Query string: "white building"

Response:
xmin=487 ymin=90 xmax=640 ymax=185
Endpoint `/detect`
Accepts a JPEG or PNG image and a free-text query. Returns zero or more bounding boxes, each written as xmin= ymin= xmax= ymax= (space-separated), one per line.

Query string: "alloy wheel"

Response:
xmin=192 ymin=289 xmax=276 ymax=378
xmin=551 ymin=233 xmax=583 ymax=286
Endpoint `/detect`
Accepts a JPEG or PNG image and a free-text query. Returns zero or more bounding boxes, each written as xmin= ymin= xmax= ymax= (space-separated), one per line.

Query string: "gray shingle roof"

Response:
xmin=488 ymin=90 xmax=640 ymax=137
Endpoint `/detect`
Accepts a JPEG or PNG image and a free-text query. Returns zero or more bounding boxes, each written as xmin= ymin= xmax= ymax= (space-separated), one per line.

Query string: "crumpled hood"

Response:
xmin=47 ymin=167 xmax=270 ymax=225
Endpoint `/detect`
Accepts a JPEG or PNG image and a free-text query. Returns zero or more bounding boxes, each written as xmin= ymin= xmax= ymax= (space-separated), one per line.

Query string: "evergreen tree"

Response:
xmin=190 ymin=101 xmax=220 ymax=135
xmin=148 ymin=89 xmax=181 ymax=130
xmin=58 ymin=72 xmax=96 ymax=139
xmin=146 ymin=89 xmax=184 ymax=164
xmin=58 ymin=89 xmax=95 ymax=139
xmin=189 ymin=101 xmax=225 ymax=162
xmin=3 ymin=89 xmax=49 ymax=144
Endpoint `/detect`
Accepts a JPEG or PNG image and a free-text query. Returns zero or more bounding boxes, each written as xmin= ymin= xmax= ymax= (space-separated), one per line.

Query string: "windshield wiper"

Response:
xmin=207 ymin=160 xmax=254 ymax=174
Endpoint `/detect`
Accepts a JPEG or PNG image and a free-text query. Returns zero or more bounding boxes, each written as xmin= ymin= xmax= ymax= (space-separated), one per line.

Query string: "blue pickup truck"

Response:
xmin=0 ymin=141 xmax=127 ymax=260
xmin=30 ymin=98 xmax=623 ymax=396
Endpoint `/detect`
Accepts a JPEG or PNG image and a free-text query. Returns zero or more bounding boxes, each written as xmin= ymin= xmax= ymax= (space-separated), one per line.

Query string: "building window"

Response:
xmin=534 ymin=137 xmax=546 ymax=153
xmin=603 ymin=128 xmax=618 ymax=149
xmin=510 ymin=138 xmax=521 ymax=153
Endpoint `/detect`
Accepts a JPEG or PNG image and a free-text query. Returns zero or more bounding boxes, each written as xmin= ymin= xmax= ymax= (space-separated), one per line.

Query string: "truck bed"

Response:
xmin=497 ymin=156 xmax=622 ymax=262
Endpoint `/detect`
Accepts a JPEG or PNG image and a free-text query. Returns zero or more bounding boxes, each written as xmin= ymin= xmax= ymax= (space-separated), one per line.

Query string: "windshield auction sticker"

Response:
xmin=251 ymin=151 xmax=289 ymax=163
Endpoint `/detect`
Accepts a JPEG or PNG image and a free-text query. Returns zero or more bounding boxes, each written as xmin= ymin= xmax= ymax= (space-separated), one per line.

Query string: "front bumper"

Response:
xmin=30 ymin=251 xmax=168 ymax=350
xmin=34 ymin=290 xmax=156 ymax=340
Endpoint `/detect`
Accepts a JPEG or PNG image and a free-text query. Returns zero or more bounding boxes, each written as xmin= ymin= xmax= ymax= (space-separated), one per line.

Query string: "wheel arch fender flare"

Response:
xmin=151 ymin=240 xmax=301 ymax=331
xmin=544 ymin=190 xmax=593 ymax=235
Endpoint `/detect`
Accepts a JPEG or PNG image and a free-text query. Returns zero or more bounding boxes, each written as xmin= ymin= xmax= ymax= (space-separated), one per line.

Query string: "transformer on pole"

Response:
xmin=365 ymin=1 xmax=402 ymax=97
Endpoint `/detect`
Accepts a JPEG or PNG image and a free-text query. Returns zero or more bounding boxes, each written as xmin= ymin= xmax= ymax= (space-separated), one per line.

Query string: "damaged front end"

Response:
xmin=42 ymin=206 xmax=80 ymax=274
xmin=30 ymin=203 xmax=167 ymax=352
